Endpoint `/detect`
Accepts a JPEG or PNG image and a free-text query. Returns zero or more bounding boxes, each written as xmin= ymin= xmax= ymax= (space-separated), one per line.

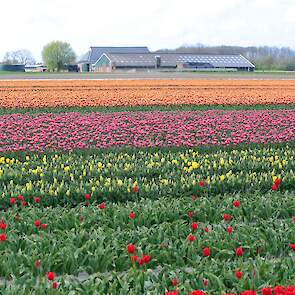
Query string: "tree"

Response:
xmin=2 ymin=49 xmax=35 ymax=65
xmin=42 ymin=41 xmax=76 ymax=71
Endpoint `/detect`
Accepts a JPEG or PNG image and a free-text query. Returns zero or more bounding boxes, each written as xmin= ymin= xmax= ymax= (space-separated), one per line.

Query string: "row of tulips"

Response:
xmin=1 ymin=79 xmax=295 ymax=108
xmin=0 ymin=109 xmax=294 ymax=152
xmin=0 ymin=192 xmax=294 ymax=292
xmin=167 ymin=286 xmax=295 ymax=295
xmin=0 ymin=144 xmax=294 ymax=206
xmin=1 ymin=273 xmax=295 ymax=294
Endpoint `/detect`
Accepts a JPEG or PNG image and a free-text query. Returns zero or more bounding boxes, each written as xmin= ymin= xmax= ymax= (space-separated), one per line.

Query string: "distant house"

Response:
xmin=78 ymin=46 xmax=255 ymax=72
xmin=24 ymin=64 xmax=47 ymax=72
xmin=77 ymin=47 xmax=150 ymax=72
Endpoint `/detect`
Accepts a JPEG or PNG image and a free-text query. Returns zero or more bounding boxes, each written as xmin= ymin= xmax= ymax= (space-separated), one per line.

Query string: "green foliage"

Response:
xmin=42 ymin=41 xmax=76 ymax=72
xmin=0 ymin=103 xmax=294 ymax=116
xmin=0 ymin=192 xmax=294 ymax=293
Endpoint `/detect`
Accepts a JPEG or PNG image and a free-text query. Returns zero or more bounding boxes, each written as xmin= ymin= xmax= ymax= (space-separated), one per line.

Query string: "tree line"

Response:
xmin=157 ymin=44 xmax=295 ymax=71
xmin=1 ymin=41 xmax=76 ymax=72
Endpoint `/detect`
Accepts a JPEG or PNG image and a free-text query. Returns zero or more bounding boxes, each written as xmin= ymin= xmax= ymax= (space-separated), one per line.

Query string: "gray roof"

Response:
xmin=81 ymin=47 xmax=150 ymax=64
xmin=106 ymin=53 xmax=156 ymax=67
xmin=105 ymin=53 xmax=255 ymax=68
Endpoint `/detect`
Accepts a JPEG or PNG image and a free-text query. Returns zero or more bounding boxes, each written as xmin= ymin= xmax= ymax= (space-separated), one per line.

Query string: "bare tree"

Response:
xmin=2 ymin=49 xmax=35 ymax=65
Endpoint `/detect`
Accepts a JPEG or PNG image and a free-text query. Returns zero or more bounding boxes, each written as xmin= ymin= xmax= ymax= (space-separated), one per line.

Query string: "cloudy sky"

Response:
xmin=1 ymin=0 xmax=294 ymax=61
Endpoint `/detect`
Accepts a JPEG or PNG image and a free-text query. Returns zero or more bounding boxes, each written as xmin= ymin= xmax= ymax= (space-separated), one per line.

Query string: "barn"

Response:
xmin=77 ymin=47 xmax=150 ymax=72
xmin=93 ymin=53 xmax=255 ymax=71
xmin=78 ymin=47 xmax=255 ymax=72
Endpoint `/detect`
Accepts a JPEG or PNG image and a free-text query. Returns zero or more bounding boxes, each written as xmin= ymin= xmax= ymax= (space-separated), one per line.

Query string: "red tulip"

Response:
xmin=99 ymin=202 xmax=105 ymax=209
xmin=129 ymin=212 xmax=135 ymax=219
xmin=191 ymin=222 xmax=198 ymax=231
xmin=289 ymin=244 xmax=295 ymax=251
xmin=188 ymin=234 xmax=195 ymax=242
xmin=127 ymin=243 xmax=135 ymax=254
xmin=166 ymin=291 xmax=178 ymax=295
xmin=190 ymin=291 xmax=206 ymax=295
xmin=235 ymin=247 xmax=243 ymax=256
xmin=85 ymin=194 xmax=91 ymax=200
xmin=274 ymin=178 xmax=281 ymax=186
xmin=203 ymin=227 xmax=209 ymax=233
xmin=273 ymin=286 xmax=284 ymax=295
xmin=0 ymin=233 xmax=6 ymax=241
xmin=171 ymin=278 xmax=178 ymax=286
xmin=233 ymin=200 xmax=240 ymax=207
xmin=292 ymin=216 xmax=295 ymax=222
xmin=21 ymin=201 xmax=27 ymax=206
xmin=17 ymin=195 xmax=24 ymax=201
xmin=224 ymin=214 xmax=231 ymax=221
xmin=262 ymin=287 xmax=272 ymax=295
xmin=130 ymin=255 xmax=138 ymax=262
xmin=34 ymin=220 xmax=41 ymax=228
xmin=143 ymin=255 xmax=151 ymax=263
xmin=203 ymin=247 xmax=210 ymax=257
xmin=46 ymin=272 xmax=55 ymax=281
xmin=34 ymin=197 xmax=41 ymax=203
xmin=271 ymin=184 xmax=278 ymax=191
xmin=192 ymin=195 xmax=197 ymax=201
xmin=188 ymin=211 xmax=194 ymax=218
xmin=285 ymin=286 xmax=295 ymax=295
xmin=235 ymin=270 xmax=242 ymax=279
xmin=138 ymin=255 xmax=151 ymax=265
xmin=227 ymin=226 xmax=233 ymax=234
xmin=0 ymin=222 xmax=6 ymax=230
xmin=41 ymin=224 xmax=47 ymax=230
xmin=132 ymin=186 xmax=139 ymax=193
xmin=52 ymin=282 xmax=58 ymax=289
xmin=199 ymin=180 xmax=205 ymax=187
xmin=203 ymin=279 xmax=209 ymax=286
xmin=240 ymin=291 xmax=256 ymax=295
xmin=10 ymin=198 xmax=16 ymax=205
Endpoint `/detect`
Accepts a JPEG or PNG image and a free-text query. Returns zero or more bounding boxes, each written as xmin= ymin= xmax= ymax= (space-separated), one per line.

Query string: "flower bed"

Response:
xmin=0 ymin=145 xmax=294 ymax=206
xmin=0 ymin=192 xmax=294 ymax=293
xmin=0 ymin=79 xmax=294 ymax=108
xmin=0 ymin=79 xmax=295 ymax=293
xmin=0 ymin=110 xmax=294 ymax=152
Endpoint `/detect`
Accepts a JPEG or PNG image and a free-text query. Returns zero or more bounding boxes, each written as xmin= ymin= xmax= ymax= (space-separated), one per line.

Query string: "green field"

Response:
xmin=0 ymin=143 xmax=294 ymax=294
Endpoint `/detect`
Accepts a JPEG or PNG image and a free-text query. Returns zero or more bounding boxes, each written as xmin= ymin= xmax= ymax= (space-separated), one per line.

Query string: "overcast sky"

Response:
xmin=1 ymin=0 xmax=295 ymax=61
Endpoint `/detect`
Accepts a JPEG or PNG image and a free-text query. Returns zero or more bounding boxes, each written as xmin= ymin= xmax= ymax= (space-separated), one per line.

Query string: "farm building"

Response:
xmin=78 ymin=47 xmax=255 ymax=72
xmin=0 ymin=64 xmax=25 ymax=72
xmin=77 ymin=46 xmax=150 ymax=72
xmin=25 ymin=64 xmax=47 ymax=72
xmin=94 ymin=53 xmax=255 ymax=72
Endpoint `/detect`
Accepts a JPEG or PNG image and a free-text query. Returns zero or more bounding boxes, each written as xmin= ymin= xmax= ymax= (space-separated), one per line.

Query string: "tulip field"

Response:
xmin=0 ymin=79 xmax=294 ymax=294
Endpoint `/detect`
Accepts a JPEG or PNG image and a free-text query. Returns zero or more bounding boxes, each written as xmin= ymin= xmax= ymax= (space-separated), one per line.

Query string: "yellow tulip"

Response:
xmin=191 ymin=162 xmax=199 ymax=169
